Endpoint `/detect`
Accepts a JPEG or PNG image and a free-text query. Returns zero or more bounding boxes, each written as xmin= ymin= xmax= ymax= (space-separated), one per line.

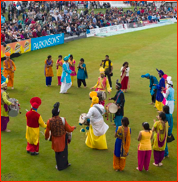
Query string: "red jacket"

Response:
xmin=1 ymin=33 xmax=5 ymax=42
xmin=32 ymin=31 xmax=37 ymax=38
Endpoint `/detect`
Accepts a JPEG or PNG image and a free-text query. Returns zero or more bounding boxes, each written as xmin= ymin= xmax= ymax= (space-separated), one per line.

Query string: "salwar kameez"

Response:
xmin=152 ymin=120 xmax=168 ymax=165
xmin=44 ymin=59 xmax=54 ymax=86
xmin=113 ymin=126 xmax=131 ymax=171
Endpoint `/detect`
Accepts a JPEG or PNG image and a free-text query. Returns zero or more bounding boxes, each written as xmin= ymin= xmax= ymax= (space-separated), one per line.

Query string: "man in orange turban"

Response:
xmin=3 ymin=52 xmax=16 ymax=89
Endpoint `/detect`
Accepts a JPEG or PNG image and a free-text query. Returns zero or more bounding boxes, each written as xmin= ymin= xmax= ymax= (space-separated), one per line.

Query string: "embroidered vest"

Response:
xmin=49 ymin=116 xmax=65 ymax=137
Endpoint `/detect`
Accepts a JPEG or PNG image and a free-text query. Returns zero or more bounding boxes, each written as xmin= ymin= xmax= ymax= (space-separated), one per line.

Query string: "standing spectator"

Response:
xmin=1 ymin=1 xmax=6 ymax=13
xmin=77 ymin=58 xmax=87 ymax=88
xmin=22 ymin=11 xmax=28 ymax=21
xmin=8 ymin=11 xmax=13 ymax=22
xmin=137 ymin=122 xmax=152 ymax=171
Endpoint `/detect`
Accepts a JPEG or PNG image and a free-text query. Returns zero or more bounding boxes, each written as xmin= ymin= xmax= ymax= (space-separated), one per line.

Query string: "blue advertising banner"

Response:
xmin=31 ymin=33 xmax=64 ymax=51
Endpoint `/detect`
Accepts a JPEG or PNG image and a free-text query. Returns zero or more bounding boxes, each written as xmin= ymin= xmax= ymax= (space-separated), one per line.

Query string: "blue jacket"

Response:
xmin=149 ymin=75 xmax=158 ymax=96
xmin=156 ymin=77 xmax=165 ymax=102
xmin=61 ymin=62 xmax=72 ymax=83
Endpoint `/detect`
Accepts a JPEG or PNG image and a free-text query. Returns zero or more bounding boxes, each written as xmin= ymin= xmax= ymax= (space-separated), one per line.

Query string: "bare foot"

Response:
xmin=136 ymin=167 xmax=139 ymax=171
xmin=148 ymin=102 xmax=154 ymax=105
xmin=111 ymin=123 xmax=116 ymax=125
xmin=84 ymin=86 xmax=87 ymax=88
xmin=153 ymin=163 xmax=159 ymax=167
xmin=159 ymin=163 xmax=163 ymax=166
xmin=115 ymin=169 xmax=119 ymax=172
xmin=11 ymin=87 xmax=14 ymax=89
xmin=5 ymin=129 xmax=11 ymax=132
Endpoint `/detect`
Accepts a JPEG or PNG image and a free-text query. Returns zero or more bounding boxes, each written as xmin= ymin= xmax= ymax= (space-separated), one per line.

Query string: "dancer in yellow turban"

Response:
xmin=83 ymin=96 xmax=109 ymax=150
xmin=3 ymin=52 xmax=16 ymax=89
xmin=90 ymin=67 xmax=111 ymax=106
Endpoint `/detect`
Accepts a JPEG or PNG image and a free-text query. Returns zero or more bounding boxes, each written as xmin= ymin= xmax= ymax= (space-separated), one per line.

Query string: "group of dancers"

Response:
xmin=1 ymin=52 xmax=175 ymax=172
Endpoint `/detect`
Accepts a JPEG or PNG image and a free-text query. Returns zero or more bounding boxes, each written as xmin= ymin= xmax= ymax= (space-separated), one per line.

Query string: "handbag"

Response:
xmin=167 ymin=134 xmax=175 ymax=143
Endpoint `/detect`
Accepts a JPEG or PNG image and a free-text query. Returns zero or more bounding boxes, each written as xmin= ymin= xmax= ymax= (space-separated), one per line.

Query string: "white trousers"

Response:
xmin=166 ymin=100 xmax=174 ymax=114
xmin=60 ymin=77 xmax=72 ymax=94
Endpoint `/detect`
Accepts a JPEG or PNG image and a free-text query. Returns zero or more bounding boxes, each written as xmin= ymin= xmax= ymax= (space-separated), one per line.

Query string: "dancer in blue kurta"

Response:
xmin=141 ymin=73 xmax=158 ymax=104
xmin=109 ymin=80 xmax=125 ymax=128
xmin=162 ymin=105 xmax=173 ymax=158
xmin=60 ymin=54 xmax=73 ymax=94
xmin=1 ymin=68 xmax=8 ymax=84
xmin=154 ymin=69 xmax=165 ymax=111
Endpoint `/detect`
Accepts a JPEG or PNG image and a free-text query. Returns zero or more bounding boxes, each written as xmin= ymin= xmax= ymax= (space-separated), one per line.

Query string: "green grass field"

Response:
xmin=1 ymin=24 xmax=177 ymax=181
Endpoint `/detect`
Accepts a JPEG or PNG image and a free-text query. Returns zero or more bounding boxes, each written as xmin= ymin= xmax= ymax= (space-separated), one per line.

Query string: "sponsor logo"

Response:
xmin=14 ymin=43 xmax=21 ymax=53
xmin=24 ymin=41 xmax=30 ymax=52
xmin=5 ymin=45 xmax=11 ymax=54
xmin=32 ymin=34 xmax=63 ymax=50
xmin=100 ymin=27 xmax=107 ymax=33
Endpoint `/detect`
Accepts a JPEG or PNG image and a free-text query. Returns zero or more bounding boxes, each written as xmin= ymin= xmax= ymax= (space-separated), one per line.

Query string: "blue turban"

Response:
xmin=156 ymin=69 xmax=164 ymax=76
xmin=141 ymin=73 xmax=150 ymax=78
xmin=64 ymin=54 xmax=70 ymax=61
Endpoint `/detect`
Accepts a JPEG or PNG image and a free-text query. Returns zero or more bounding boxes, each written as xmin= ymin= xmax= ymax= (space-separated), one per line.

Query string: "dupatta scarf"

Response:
xmin=116 ymin=126 xmax=131 ymax=159
xmin=44 ymin=59 xmax=52 ymax=76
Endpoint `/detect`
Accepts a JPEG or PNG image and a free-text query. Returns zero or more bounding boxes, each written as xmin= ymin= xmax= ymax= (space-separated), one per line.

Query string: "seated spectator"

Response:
xmin=32 ymin=29 xmax=38 ymax=38
xmin=1 ymin=31 xmax=5 ymax=42
xmin=42 ymin=28 xmax=47 ymax=36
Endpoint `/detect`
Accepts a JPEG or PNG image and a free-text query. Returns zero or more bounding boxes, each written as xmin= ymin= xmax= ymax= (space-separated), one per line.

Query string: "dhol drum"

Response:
xmin=105 ymin=103 xmax=118 ymax=114
xmin=105 ymin=103 xmax=118 ymax=122
xmin=79 ymin=113 xmax=89 ymax=125
xmin=8 ymin=98 xmax=20 ymax=117
xmin=96 ymin=91 xmax=107 ymax=101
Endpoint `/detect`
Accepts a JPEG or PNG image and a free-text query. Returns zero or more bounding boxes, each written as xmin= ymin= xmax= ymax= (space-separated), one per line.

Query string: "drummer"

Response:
xmin=83 ymin=96 xmax=109 ymax=150
xmin=1 ymin=83 xmax=15 ymax=132
xmin=109 ymin=80 xmax=125 ymax=128
xmin=90 ymin=67 xmax=111 ymax=106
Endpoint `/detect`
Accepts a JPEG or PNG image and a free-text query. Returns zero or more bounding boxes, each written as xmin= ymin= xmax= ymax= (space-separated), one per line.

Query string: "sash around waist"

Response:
xmin=91 ymin=120 xmax=109 ymax=136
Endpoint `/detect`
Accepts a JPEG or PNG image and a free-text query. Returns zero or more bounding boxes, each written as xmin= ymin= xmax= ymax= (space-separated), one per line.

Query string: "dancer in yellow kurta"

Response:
xmin=90 ymin=67 xmax=111 ymax=106
xmin=83 ymin=96 xmax=109 ymax=149
xmin=45 ymin=55 xmax=54 ymax=86
xmin=68 ymin=55 xmax=76 ymax=86
xmin=1 ymin=83 xmax=15 ymax=132
xmin=3 ymin=52 xmax=16 ymax=89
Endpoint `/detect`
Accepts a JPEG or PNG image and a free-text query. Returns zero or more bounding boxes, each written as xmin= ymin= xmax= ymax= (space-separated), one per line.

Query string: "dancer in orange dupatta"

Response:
xmin=113 ymin=117 xmax=131 ymax=171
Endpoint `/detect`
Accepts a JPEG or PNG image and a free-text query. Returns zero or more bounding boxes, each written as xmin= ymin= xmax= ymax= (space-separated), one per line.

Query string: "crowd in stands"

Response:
xmin=1 ymin=1 xmax=177 ymax=44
